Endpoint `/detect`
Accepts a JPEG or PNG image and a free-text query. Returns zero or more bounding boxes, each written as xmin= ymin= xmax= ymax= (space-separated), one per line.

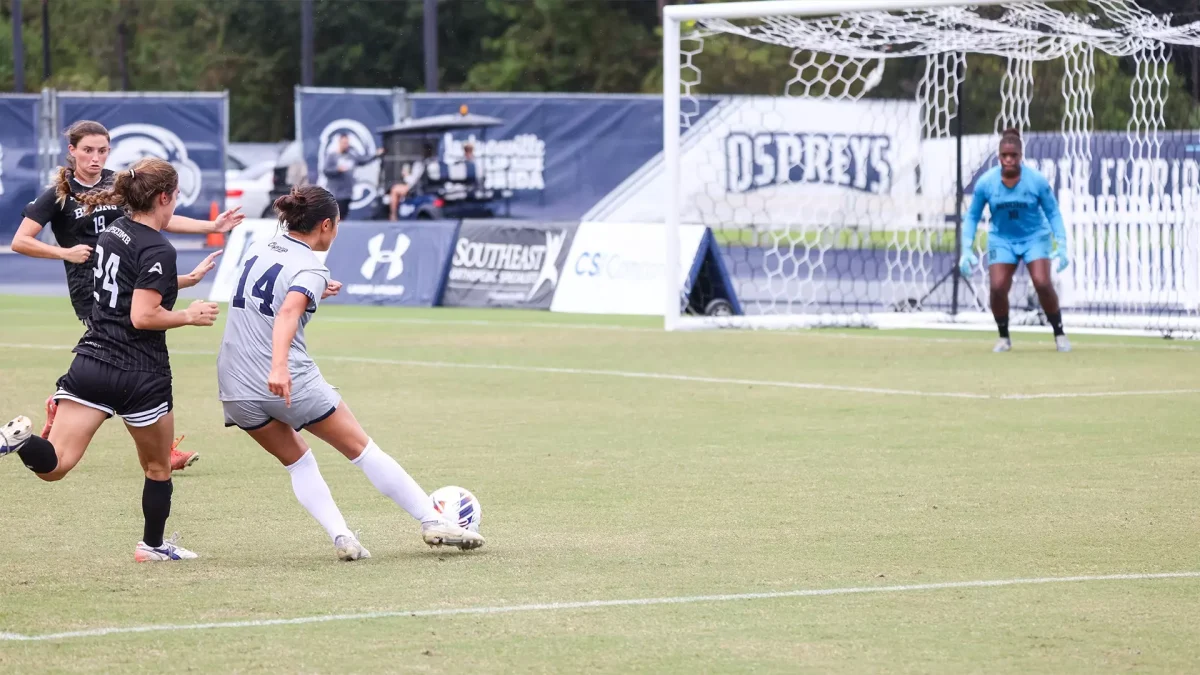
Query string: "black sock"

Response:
xmin=16 ymin=435 xmax=58 ymax=474
xmin=1047 ymin=312 xmax=1065 ymax=336
xmin=996 ymin=316 xmax=1010 ymax=339
xmin=142 ymin=477 xmax=173 ymax=548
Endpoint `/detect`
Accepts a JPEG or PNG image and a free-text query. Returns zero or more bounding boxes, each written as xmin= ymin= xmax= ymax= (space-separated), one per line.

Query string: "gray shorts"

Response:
xmin=222 ymin=379 xmax=341 ymax=432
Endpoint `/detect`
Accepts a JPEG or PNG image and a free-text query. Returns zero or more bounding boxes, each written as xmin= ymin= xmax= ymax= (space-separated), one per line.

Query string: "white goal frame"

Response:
xmin=661 ymin=0 xmax=1200 ymax=338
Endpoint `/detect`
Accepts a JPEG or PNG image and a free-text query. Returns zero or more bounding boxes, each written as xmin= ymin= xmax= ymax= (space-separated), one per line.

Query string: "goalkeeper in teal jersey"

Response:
xmin=959 ymin=128 xmax=1071 ymax=353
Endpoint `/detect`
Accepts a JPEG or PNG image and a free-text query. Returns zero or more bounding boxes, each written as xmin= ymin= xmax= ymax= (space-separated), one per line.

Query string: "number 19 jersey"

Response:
xmin=73 ymin=216 xmax=179 ymax=376
xmin=217 ymin=234 xmax=331 ymax=402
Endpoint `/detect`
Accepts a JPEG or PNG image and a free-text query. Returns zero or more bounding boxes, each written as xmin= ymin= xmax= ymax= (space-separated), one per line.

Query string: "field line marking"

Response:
xmin=3 ymin=571 xmax=1197 ymax=643
xmin=2 ymin=342 xmax=1198 ymax=401
xmin=0 ymin=342 xmax=984 ymax=400
xmin=2 ymin=305 xmax=1198 ymax=351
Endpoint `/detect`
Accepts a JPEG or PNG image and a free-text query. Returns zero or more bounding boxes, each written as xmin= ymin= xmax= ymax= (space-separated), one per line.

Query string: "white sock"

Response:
xmin=286 ymin=449 xmax=352 ymax=542
xmin=352 ymin=439 xmax=438 ymax=523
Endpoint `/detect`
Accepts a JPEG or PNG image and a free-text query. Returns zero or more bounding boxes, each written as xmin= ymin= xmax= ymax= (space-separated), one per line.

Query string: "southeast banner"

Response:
xmin=55 ymin=93 xmax=228 ymax=221
xmin=0 ymin=95 xmax=40 ymax=241
xmin=299 ymin=89 xmax=394 ymax=221
xmin=443 ymin=220 xmax=579 ymax=310
xmin=322 ymin=221 xmax=459 ymax=307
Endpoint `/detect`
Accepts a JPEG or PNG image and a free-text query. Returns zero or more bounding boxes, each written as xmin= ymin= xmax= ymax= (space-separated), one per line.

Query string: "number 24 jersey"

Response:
xmin=73 ymin=216 xmax=179 ymax=376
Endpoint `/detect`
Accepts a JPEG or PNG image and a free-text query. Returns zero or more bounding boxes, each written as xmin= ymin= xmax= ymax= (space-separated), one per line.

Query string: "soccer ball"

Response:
xmin=430 ymin=486 xmax=482 ymax=533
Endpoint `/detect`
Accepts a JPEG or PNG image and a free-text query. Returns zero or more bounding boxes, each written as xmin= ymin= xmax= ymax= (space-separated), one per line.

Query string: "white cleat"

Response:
xmin=134 ymin=532 xmax=199 ymax=562
xmin=993 ymin=338 xmax=1012 ymax=353
xmin=422 ymin=519 xmax=485 ymax=551
xmin=0 ymin=416 xmax=33 ymax=458
xmin=334 ymin=533 xmax=371 ymax=561
xmin=1055 ymin=334 xmax=1072 ymax=352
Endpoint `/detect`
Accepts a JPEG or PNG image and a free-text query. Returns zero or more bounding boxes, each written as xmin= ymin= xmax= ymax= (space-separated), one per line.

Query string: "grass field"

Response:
xmin=1 ymin=294 xmax=1199 ymax=673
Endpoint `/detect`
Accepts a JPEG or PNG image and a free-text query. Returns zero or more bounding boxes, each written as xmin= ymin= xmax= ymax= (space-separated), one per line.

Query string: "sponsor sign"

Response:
xmin=322 ymin=221 xmax=459 ymax=307
xmin=551 ymin=222 xmax=737 ymax=316
xmin=56 ymin=93 xmax=227 ymax=219
xmin=443 ymin=220 xmax=578 ymax=309
xmin=0 ymin=95 xmax=39 ymax=241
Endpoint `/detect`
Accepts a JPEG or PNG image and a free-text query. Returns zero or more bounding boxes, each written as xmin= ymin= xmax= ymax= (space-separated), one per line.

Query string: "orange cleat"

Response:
xmin=41 ymin=395 xmax=57 ymax=439
xmin=169 ymin=435 xmax=199 ymax=472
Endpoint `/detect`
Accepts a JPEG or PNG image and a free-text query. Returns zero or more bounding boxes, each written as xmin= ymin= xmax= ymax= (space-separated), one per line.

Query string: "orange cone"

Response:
xmin=206 ymin=201 xmax=225 ymax=247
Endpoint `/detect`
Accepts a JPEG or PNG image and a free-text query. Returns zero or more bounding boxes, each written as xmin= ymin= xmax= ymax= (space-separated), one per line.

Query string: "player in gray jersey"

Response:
xmin=216 ymin=186 xmax=483 ymax=561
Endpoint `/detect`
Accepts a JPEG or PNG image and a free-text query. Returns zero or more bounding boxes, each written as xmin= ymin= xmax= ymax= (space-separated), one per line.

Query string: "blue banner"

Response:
xmin=322 ymin=220 xmax=459 ymax=307
xmin=56 ymin=93 xmax=227 ymax=220
xmin=410 ymin=94 xmax=720 ymax=221
xmin=0 ymin=95 xmax=41 ymax=242
xmin=967 ymin=130 xmax=1200 ymax=200
xmin=298 ymin=89 xmax=393 ymax=220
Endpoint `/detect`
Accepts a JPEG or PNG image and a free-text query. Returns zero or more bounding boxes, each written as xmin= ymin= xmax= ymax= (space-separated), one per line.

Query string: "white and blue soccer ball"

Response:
xmin=430 ymin=485 xmax=482 ymax=533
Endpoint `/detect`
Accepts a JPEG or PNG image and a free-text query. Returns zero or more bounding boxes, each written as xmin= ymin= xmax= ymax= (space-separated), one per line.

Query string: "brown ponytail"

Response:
xmin=76 ymin=158 xmax=178 ymax=214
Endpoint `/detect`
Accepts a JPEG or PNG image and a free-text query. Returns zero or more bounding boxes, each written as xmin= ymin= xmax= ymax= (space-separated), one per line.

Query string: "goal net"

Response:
xmin=661 ymin=0 xmax=1200 ymax=336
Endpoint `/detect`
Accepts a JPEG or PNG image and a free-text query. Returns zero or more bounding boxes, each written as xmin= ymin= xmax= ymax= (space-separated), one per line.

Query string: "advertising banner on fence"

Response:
xmin=586 ymin=97 xmax=923 ymax=229
xmin=411 ymin=94 xmax=719 ymax=221
xmin=56 ymin=93 xmax=227 ymax=221
xmin=299 ymin=89 xmax=393 ymax=220
xmin=443 ymin=220 xmax=578 ymax=310
xmin=0 ymin=95 xmax=40 ymax=242
xmin=551 ymin=222 xmax=738 ymax=316
xmin=322 ymin=221 xmax=459 ymax=307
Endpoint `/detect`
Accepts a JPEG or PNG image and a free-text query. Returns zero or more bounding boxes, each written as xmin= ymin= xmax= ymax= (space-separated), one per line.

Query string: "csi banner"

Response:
xmin=552 ymin=222 xmax=740 ymax=316
xmin=0 ymin=95 xmax=40 ymax=241
xmin=56 ymin=92 xmax=227 ymax=220
xmin=443 ymin=220 xmax=578 ymax=310
xmin=322 ymin=221 xmax=459 ymax=307
xmin=298 ymin=88 xmax=394 ymax=220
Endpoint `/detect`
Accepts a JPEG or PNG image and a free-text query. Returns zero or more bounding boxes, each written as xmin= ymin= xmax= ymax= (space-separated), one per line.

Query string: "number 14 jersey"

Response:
xmin=74 ymin=216 xmax=179 ymax=376
xmin=217 ymin=233 xmax=331 ymax=402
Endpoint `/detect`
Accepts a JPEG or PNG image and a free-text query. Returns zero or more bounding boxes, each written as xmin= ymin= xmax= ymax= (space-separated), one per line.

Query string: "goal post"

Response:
xmin=661 ymin=0 xmax=1200 ymax=337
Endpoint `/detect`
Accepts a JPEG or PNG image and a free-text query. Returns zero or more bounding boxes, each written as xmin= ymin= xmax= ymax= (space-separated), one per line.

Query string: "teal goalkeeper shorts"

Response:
xmin=987 ymin=235 xmax=1052 ymax=266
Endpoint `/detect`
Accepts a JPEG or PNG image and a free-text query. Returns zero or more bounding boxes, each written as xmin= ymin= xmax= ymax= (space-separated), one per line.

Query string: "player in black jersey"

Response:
xmin=10 ymin=120 xmax=241 ymax=471
xmin=0 ymin=158 xmax=220 ymax=562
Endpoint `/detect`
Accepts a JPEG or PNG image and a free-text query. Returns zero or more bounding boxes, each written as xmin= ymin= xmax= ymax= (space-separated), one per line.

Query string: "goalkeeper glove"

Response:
xmin=959 ymin=250 xmax=979 ymax=277
xmin=1052 ymin=242 xmax=1069 ymax=273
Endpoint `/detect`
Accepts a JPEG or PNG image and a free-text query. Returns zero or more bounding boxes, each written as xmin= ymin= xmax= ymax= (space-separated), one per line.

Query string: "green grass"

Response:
xmin=1 ymin=295 xmax=1199 ymax=673
xmin=712 ymin=227 xmax=960 ymax=252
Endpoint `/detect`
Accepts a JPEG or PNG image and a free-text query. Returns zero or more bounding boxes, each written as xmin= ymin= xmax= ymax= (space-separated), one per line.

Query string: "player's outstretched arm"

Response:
xmin=1038 ymin=179 xmax=1070 ymax=272
xmin=164 ymin=208 xmax=244 ymax=235
xmin=178 ymin=250 xmax=223 ymax=289
xmin=267 ymin=292 xmax=310 ymax=407
xmin=959 ymin=183 xmax=987 ymax=275
xmin=131 ymin=289 xmax=218 ymax=330
xmin=10 ymin=218 xmax=93 ymax=263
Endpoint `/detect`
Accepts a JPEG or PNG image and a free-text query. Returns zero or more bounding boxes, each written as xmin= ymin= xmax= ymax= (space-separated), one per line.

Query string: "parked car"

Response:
xmin=224 ymin=160 xmax=276 ymax=219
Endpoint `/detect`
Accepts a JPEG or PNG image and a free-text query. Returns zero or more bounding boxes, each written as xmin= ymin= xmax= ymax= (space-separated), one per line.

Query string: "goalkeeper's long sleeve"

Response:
xmin=961 ymin=183 xmax=987 ymax=254
xmin=1037 ymin=180 xmax=1067 ymax=245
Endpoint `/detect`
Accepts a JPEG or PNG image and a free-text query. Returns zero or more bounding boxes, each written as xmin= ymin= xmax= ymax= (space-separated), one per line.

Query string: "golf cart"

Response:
xmin=374 ymin=108 xmax=514 ymax=220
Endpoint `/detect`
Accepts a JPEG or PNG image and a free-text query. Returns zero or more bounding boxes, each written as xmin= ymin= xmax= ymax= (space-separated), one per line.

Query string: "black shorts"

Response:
xmin=336 ymin=198 xmax=351 ymax=220
xmin=54 ymin=355 xmax=173 ymax=428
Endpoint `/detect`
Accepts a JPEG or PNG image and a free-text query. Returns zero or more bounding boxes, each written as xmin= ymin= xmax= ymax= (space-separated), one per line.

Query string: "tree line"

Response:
xmin=2 ymin=0 xmax=1199 ymax=142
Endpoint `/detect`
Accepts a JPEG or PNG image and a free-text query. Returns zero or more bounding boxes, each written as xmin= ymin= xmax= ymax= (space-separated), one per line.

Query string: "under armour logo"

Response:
xmin=527 ymin=230 xmax=566 ymax=301
xmin=149 ymin=262 xmax=163 ymax=275
xmin=360 ymin=233 xmax=411 ymax=281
